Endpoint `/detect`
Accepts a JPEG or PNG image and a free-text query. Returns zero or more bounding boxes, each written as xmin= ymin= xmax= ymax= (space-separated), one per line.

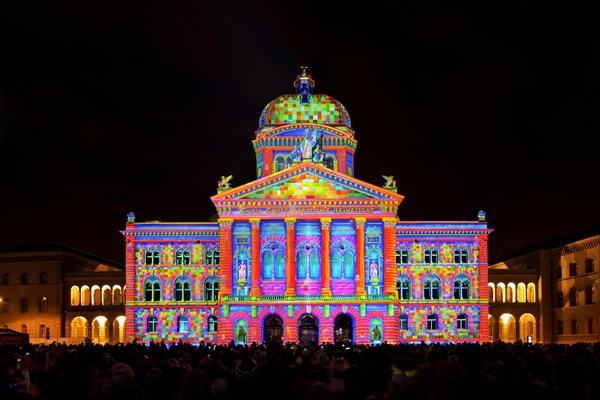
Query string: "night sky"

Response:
xmin=0 ymin=2 xmax=598 ymax=265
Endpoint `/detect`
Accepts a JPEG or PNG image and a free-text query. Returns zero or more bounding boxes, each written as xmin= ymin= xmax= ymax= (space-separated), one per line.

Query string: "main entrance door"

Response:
xmin=333 ymin=313 xmax=353 ymax=344
xmin=298 ymin=313 xmax=319 ymax=345
xmin=263 ymin=314 xmax=283 ymax=344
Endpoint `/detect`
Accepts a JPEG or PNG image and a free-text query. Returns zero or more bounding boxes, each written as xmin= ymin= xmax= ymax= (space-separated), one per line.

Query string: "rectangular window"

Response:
xmin=569 ymin=263 xmax=577 ymax=277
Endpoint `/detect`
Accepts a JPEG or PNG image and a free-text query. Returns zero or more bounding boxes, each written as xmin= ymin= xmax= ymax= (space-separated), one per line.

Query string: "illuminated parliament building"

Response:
xmin=122 ymin=68 xmax=493 ymax=345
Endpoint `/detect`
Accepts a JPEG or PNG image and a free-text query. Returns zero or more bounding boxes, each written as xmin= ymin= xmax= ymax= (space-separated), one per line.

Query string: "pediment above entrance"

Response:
xmin=210 ymin=162 xmax=404 ymax=218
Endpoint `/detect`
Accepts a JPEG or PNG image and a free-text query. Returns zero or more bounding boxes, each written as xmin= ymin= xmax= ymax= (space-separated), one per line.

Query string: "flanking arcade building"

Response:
xmin=122 ymin=68 xmax=492 ymax=345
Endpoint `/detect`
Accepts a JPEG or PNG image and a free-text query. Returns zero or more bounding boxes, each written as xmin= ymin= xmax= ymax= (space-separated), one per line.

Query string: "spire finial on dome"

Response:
xmin=294 ymin=65 xmax=315 ymax=103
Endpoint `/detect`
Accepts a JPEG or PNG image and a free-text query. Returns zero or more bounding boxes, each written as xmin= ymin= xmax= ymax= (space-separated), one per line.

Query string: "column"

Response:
xmin=218 ymin=218 xmax=233 ymax=299
xmin=284 ymin=217 xmax=297 ymax=297
xmin=355 ymin=218 xmax=367 ymax=297
xmin=382 ymin=217 xmax=398 ymax=296
xmin=249 ymin=218 xmax=262 ymax=297
xmin=320 ymin=218 xmax=332 ymax=297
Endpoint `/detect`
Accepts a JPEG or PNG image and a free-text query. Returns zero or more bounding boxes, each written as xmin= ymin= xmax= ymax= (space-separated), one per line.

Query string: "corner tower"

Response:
xmin=253 ymin=67 xmax=357 ymax=178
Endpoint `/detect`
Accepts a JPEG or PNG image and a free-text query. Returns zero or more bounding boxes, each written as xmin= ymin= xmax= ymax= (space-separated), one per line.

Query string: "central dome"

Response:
xmin=252 ymin=68 xmax=358 ymax=179
xmin=256 ymin=67 xmax=352 ymax=134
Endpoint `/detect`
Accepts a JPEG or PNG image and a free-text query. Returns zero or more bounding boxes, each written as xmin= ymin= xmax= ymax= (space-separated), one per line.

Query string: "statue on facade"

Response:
xmin=382 ymin=175 xmax=396 ymax=189
xmin=237 ymin=326 xmax=247 ymax=343
xmin=238 ymin=260 xmax=247 ymax=279
xmin=218 ymin=175 xmax=233 ymax=192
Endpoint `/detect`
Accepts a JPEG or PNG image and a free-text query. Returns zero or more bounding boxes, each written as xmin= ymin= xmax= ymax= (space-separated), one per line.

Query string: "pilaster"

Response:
xmin=249 ymin=218 xmax=262 ymax=297
xmin=284 ymin=217 xmax=297 ymax=297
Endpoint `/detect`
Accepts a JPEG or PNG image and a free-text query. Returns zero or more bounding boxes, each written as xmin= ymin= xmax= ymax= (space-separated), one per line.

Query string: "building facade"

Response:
xmin=122 ymin=68 xmax=492 ymax=346
xmin=488 ymin=232 xmax=600 ymax=344
xmin=0 ymin=243 xmax=125 ymax=345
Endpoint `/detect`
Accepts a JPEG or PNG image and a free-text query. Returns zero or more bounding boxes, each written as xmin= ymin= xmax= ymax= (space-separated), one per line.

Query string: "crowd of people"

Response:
xmin=1 ymin=338 xmax=599 ymax=400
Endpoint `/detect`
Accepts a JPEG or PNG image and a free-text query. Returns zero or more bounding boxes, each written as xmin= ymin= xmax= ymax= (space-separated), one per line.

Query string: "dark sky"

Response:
xmin=0 ymin=2 xmax=598 ymax=265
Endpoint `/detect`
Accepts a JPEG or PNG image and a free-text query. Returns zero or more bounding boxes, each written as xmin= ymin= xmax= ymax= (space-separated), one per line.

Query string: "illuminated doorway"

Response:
xmin=298 ymin=314 xmax=319 ymax=345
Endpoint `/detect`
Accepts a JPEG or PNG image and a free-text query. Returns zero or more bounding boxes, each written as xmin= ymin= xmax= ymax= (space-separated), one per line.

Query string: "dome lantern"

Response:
xmin=294 ymin=65 xmax=315 ymax=103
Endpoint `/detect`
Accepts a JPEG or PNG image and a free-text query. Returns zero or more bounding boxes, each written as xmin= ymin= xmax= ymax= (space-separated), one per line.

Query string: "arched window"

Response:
xmin=275 ymin=156 xmax=285 ymax=172
xmin=21 ymin=324 xmax=27 ymax=334
xmin=330 ymin=240 xmax=356 ymax=280
xmin=39 ymin=324 xmax=49 ymax=340
xmin=71 ymin=286 xmax=80 ymax=306
xmin=585 ymin=285 xmax=594 ymax=305
xmin=235 ymin=319 xmax=248 ymax=344
xmin=81 ymin=286 xmax=91 ymax=306
xmin=557 ymin=320 xmax=564 ymax=335
xmin=506 ymin=283 xmax=515 ymax=303
xmin=205 ymin=250 xmax=213 ymax=265
xmin=526 ymin=283 xmax=536 ymax=302
xmin=208 ymin=315 xmax=218 ymax=332
xmin=145 ymin=249 xmax=160 ymax=265
xmin=275 ymin=252 xmax=285 ymax=279
xmin=39 ymin=272 xmax=47 ymax=284
xmin=588 ymin=318 xmax=596 ymax=334
xmin=297 ymin=242 xmax=321 ymax=280
xmin=556 ymin=291 xmax=564 ymax=307
xmin=39 ymin=297 xmax=48 ymax=313
xmin=177 ymin=315 xmax=189 ymax=332
xmin=331 ymin=252 xmax=342 ymax=279
xmin=204 ymin=277 xmax=220 ymax=301
xmin=585 ymin=258 xmax=595 ymax=273
xmin=399 ymin=314 xmax=409 ymax=331
xmin=343 ymin=251 xmax=355 ymax=280
xmin=263 ymin=251 xmax=273 ymax=279
xmin=370 ymin=318 xmax=383 ymax=343
xmin=20 ymin=298 xmax=28 ymax=313
xmin=176 ymin=249 xmax=191 ymax=265
xmin=453 ymin=275 xmax=470 ymax=299
xmin=147 ymin=315 xmax=158 ymax=333
xmin=21 ymin=273 xmax=28 ymax=285
xmin=213 ymin=250 xmax=220 ymax=265
xmin=144 ymin=277 xmax=161 ymax=302
xmin=262 ymin=241 xmax=287 ymax=280
xmin=396 ymin=275 xmax=411 ymax=300
xmin=102 ymin=286 xmax=112 ymax=305
xmin=488 ymin=283 xmax=495 ymax=302
xmin=569 ymin=262 xmax=577 ymax=277
xmin=2 ymin=272 xmax=8 ymax=285
xmin=496 ymin=284 xmax=505 ymax=303
xmin=571 ymin=319 xmax=579 ymax=334
xmin=174 ymin=277 xmax=192 ymax=301
xmin=0 ymin=298 xmax=8 ymax=314
xmin=517 ymin=283 xmax=526 ymax=302
xmin=457 ymin=313 xmax=468 ymax=330
xmin=569 ymin=287 xmax=578 ymax=307
xmin=427 ymin=314 xmax=438 ymax=330
xmin=113 ymin=287 xmax=122 ymax=305
xmin=423 ymin=275 xmax=441 ymax=300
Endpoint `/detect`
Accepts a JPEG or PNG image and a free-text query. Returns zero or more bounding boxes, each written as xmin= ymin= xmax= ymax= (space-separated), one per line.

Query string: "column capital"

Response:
xmin=284 ymin=217 xmax=296 ymax=228
xmin=218 ymin=218 xmax=233 ymax=229
xmin=382 ymin=217 xmax=398 ymax=228
xmin=354 ymin=217 xmax=366 ymax=229
xmin=320 ymin=217 xmax=332 ymax=229
xmin=249 ymin=218 xmax=261 ymax=229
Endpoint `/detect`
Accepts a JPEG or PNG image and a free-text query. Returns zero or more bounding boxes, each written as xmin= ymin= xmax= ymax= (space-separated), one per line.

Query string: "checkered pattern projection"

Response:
xmin=267 ymin=95 xmax=347 ymax=125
